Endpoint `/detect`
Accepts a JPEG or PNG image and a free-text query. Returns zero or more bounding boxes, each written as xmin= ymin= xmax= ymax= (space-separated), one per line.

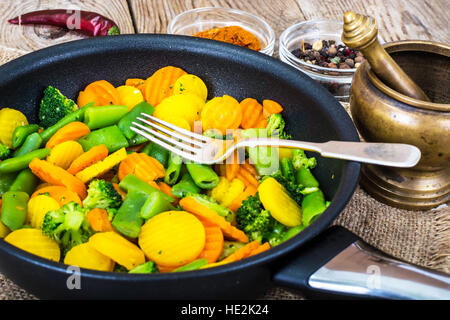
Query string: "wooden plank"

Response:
xmin=294 ymin=0 xmax=449 ymax=43
xmin=0 ymin=0 xmax=135 ymax=52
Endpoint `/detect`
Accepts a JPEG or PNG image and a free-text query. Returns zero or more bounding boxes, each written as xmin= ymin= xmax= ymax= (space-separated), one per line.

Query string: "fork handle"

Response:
xmin=244 ymin=139 xmax=421 ymax=168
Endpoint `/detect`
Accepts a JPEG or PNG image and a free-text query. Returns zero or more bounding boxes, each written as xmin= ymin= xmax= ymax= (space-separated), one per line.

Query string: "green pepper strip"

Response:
xmin=296 ymin=166 xmax=319 ymax=188
xmin=0 ymin=148 xmax=50 ymax=173
xmin=117 ymin=101 xmax=155 ymax=140
xmin=173 ymin=258 xmax=208 ymax=272
xmin=164 ymin=153 xmax=183 ymax=185
xmin=8 ymin=168 xmax=39 ymax=196
xmin=0 ymin=191 xmax=29 ymax=231
xmin=118 ymin=173 xmax=173 ymax=203
xmin=78 ymin=125 xmax=129 ymax=153
xmin=185 ymin=163 xmax=219 ymax=189
xmin=11 ymin=124 xmax=39 ymax=149
xmin=171 ymin=172 xmax=201 ymax=198
xmin=112 ymin=191 xmax=148 ymax=238
xmin=39 ymin=104 xmax=89 ymax=143
xmin=0 ymin=172 xmax=17 ymax=196
xmin=13 ymin=132 xmax=43 ymax=157
xmin=84 ymin=105 xmax=129 ymax=130
xmin=139 ymin=192 xmax=175 ymax=220
xmin=301 ymin=190 xmax=327 ymax=226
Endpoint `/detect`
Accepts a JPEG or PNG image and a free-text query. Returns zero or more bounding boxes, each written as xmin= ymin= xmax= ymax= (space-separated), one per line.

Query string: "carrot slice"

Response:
xmin=67 ymin=144 xmax=109 ymax=175
xmin=29 ymin=159 xmax=87 ymax=199
xmin=45 ymin=121 xmax=91 ymax=149
xmin=262 ymin=99 xmax=283 ymax=117
xmin=221 ymin=240 xmax=260 ymax=263
xmin=197 ymin=226 xmax=224 ymax=263
xmin=125 ymin=78 xmax=145 ymax=88
xmin=157 ymin=182 xmax=179 ymax=204
xmin=248 ymin=242 xmax=271 ymax=257
xmin=79 ymin=80 xmax=120 ymax=107
xmin=238 ymin=166 xmax=259 ymax=188
xmin=31 ymin=185 xmax=82 ymax=206
xmin=179 ymin=196 xmax=248 ymax=243
xmin=87 ymin=208 xmax=114 ymax=232
xmin=240 ymin=98 xmax=263 ymax=129
xmin=142 ymin=66 xmax=187 ymax=106
xmin=118 ymin=152 xmax=165 ymax=182
xmin=228 ymin=185 xmax=258 ymax=212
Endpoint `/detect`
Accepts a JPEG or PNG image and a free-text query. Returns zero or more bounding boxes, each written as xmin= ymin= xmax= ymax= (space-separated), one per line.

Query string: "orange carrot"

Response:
xmin=255 ymin=117 xmax=268 ymax=128
xmin=118 ymin=152 xmax=165 ymax=182
xmin=112 ymin=183 xmax=127 ymax=200
xmin=157 ymin=182 xmax=179 ymax=204
xmin=238 ymin=166 xmax=259 ymax=188
xmin=87 ymin=208 xmax=114 ymax=232
xmin=240 ymin=98 xmax=263 ymax=129
xmin=78 ymin=80 xmax=120 ymax=107
xmin=262 ymin=99 xmax=283 ymax=118
xmin=31 ymin=185 xmax=82 ymax=206
xmin=221 ymin=240 xmax=260 ymax=263
xmin=45 ymin=121 xmax=91 ymax=149
xmin=225 ymin=152 xmax=240 ymax=181
xmin=125 ymin=78 xmax=145 ymax=88
xmin=142 ymin=66 xmax=187 ymax=106
xmin=248 ymin=242 xmax=271 ymax=257
xmin=228 ymin=185 xmax=258 ymax=212
xmin=29 ymin=159 xmax=87 ymax=199
xmin=197 ymin=226 xmax=224 ymax=264
xmin=242 ymin=161 xmax=258 ymax=177
xmin=179 ymin=196 xmax=248 ymax=243
xmin=67 ymin=144 xmax=109 ymax=175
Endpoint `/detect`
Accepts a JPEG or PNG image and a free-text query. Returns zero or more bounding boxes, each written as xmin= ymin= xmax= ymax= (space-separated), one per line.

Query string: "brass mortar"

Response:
xmin=350 ymin=40 xmax=449 ymax=210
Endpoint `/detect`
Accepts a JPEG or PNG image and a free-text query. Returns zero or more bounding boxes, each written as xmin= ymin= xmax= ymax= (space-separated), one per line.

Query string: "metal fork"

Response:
xmin=130 ymin=113 xmax=421 ymax=167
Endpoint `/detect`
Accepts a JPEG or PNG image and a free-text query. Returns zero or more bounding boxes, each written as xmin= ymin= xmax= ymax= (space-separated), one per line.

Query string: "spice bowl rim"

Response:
xmin=279 ymin=19 xmax=357 ymax=75
xmin=167 ymin=6 xmax=276 ymax=56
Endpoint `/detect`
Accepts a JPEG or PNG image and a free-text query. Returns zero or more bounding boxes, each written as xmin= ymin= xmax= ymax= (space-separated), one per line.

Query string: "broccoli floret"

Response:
xmin=82 ymin=179 xmax=123 ymax=210
xmin=186 ymin=192 xmax=235 ymax=223
xmin=236 ymin=193 xmax=286 ymax=245
xmin=42 ymin=202 xmax=93 ymax=255
xmin=266 ymin=114 xmax=291 ymax=139
xmin=292 ymin=149 xmax=317 ymax=170
xmin=270 ymin=173 xmax=305 ymax=206
xmin=129 ymin=261 xmax=159 ymax=274
xmin=39 ymin=86 xmax=78 ymax=128
xmin=0 ymin=142 xmax=11 ymax=160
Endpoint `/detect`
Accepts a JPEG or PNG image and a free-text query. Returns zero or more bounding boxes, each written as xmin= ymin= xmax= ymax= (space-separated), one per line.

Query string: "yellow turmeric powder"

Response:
xmin=194 ymin=26 xmax=262 ymax=51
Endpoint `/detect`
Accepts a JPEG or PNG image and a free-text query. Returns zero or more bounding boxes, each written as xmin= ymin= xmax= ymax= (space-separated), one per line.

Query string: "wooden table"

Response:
xmin=0 ymin=0 xmax=448 ymax=300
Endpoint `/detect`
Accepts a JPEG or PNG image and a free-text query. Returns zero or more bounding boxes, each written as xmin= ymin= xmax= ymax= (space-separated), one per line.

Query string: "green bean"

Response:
xmin=280 ymin=158 xmax=295 ymax=182
xmin=185 ymin=163 xmax=219 ymax=189
xmin=173 ymin=259 xmax=208 ymax=272
xmin=11 ymin=124 xmax=39 ymax=149
xmin=0 ymin=148 xmax=50 ymax=173
xmin=280 ymin=225 xmax=305 ymax=243
xmin=118 ymin=174 xmax=173 ymax=203
xmin=127 ymin=133 xmax=148 ymax=146
xmin=39 ymin=104 xmax=89 ymax=143
xmin=13 ymin=132 xmax=43 ymax=157
xmin=164 ymin=153 xmax=183 ymax=185
xmin=78 ymin=125 xmax=129 ymax=153
xmin=0 ymin=172 xmax=17 ymax=196
xmin=301 ymin=190 xmax=327 ymax=226
xmin=117 ymin=101 xmax=155 ymax=139
xmin=296 ymin=166 xmax=319 ymax=188
xmin=171 ymin=172 xmax=201 ymax=198
xmin=0 ymin=191 xmax=29 ymax=231
xmin=84 ymin=105 xmax=129 ymax=130
xmin=139 ymin=192 xmax=175 ymax=220
xmin=112 ymin=191 xmax=148 ymax=238
xmin=144 ymin=142 xmax=170 ymax=167
xmin=8 ymin=168 xmax=39 ymax=196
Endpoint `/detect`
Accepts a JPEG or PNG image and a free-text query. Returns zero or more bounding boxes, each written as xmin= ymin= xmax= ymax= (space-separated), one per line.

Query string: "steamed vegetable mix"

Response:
xmin=0 ymin=65 xmax=330 ymax=273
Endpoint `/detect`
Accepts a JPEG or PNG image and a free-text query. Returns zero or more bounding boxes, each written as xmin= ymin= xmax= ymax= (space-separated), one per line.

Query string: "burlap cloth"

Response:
xmin=0 ymin=44 xmax=448 ymax=300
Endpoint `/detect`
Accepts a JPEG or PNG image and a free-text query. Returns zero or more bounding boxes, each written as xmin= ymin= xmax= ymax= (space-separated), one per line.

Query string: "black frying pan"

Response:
xmin=0 ymin=35 xmax=448 ymax=300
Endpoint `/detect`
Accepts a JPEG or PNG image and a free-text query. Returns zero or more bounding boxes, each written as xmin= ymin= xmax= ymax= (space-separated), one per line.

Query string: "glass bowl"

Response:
xmin=167 ymin=7 xmax=275 ymax=56
xmin=279 ymin=20 xmax=356 ymax=101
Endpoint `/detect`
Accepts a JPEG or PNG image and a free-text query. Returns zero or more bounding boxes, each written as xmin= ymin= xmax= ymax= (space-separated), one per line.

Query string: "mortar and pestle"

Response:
xmin=342 ymin=11 xmax=449 ymax=210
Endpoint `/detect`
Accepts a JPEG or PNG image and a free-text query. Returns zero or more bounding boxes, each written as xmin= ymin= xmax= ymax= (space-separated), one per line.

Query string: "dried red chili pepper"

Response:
xmin=8 ymin=9 xmax=120 ymax=36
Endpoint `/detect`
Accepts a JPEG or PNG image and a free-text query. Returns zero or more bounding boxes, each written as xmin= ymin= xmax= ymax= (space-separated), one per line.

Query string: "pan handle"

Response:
xmin=272 ymin=226 xmax=450 ymax=299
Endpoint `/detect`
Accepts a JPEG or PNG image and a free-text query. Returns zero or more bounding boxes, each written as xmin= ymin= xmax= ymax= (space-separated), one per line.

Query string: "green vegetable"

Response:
xmin=270 ymin=172 xmax=304 ymax=205
xmin=280 ymin=225 xmax=305 ymax=243
xmin=0 ymin=191 xmax=29 ymax=231
xmin=8 ymin=168 xmax=39 ymax=196
xmin=171 ymin=172 xmax=201 ymax=198
xmin=185 ymin=163 xmax=219 ymax=189
xmin=11 ymin=124 xmax=39 ymax=149
xmin=0 ymin=172 xmax=16 ymax=196
xmin=140 ymin=192 xmax=175 ymax=220
xmin=164 ymin=153 xmax=183 ymax=185
xmin=301 ymin=190 xmax=327 ymax=226
xmin=218 ymin=241 xmax=245 ymax=261
xmin=117 ymin=101 xmax=155 ymax=140
xmin=42 ymin=201 xmax=93 ymax=255
xmin=241 ymin=128 xmax=279 ymax=176
xmin=83 ymin=105 xmax=129 ymax=130
xmin=82 ymin=179 xmax=123 ymax=210
xmin=236 ymin=193 xmax=286 ymax=246
xmin=296 ymin=166 xmax=319 ymax=188
xmin=112 ymin=191 xmax=148 ymax=238
xmin=292 ymin=149 xmax=317 ymax=170
xmin=129 ymin=261 xmax=159 ymax=274
xmin=0 ymin=148 xmax=50 ymax=173
xmin=280 ymin=158 xmax=295 ymax=182
xmin=173 ymin=258 xmax=208 ymax=272
xmin=127 ymin=133 xmax=148 ymax=146
xmin=266 ymin=113 xmax=291 ymax=139
xmin=0 ymin=142 xmax=11 ymax=160
xmin=13 ymin=132 xmax=43 ymax=157
xmin=39 ymin=104 xmax=88 ymax=143
xmin=39 ymin=86 xmax=78 ymax=128
xmin=186 ymin=193 xmax=235 ymax=223
xmin=78 ymin=125 xmax=129 ymax=153
xmin=144 ymin=142 xmax=170 ymax=167
xmin=118 ymin=174 xmax=173 ymax=203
